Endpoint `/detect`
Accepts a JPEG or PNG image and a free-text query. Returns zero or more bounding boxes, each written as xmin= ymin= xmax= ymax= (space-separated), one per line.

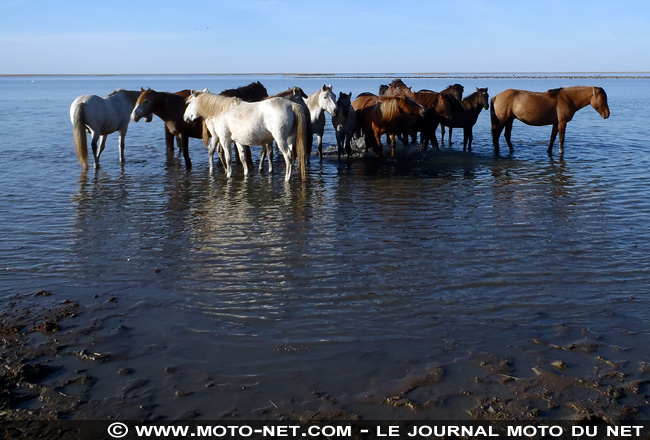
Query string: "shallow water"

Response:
xmin=1 ymin=74 xmax=650 ymax=420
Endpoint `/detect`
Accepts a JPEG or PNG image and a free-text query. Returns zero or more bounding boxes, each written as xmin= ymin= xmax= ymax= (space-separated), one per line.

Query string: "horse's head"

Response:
xmin=131 ymin=88 xmax=155 ymax=123
xmin=400 ymin=97 xmax=427 ymax=117
xmin=448 ymin=84 xmax=464 ymax=101
xmin=591 ymin=87 xmax=610 ymax=119
xmin=336 ymin=92 xmax=352 ymax=117
xmin=476 ymin=87 xmax=489 ymax=110
xmin=183 ymin=92 xmax=201 ymax=122
xmin=319 ymin=84 xmax=338 ymax=117
xmin=436 ymin=94 xmax=453 ymax=119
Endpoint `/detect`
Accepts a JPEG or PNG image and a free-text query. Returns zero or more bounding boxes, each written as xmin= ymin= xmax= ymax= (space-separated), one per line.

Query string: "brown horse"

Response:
xmin=380 ymin=79 xmax=415 ymax=98
xmin=441 ymin=87 xmax=489 ymax=152
xmin=353 ymin=94 xmax=426 ymax=158
xmin=490 ymin=86 xmax=610 ymax=155
xmin=131 ymin=88 xmax=204 ymax=169
xmin=412 ymin=90 xmax=453 ymax=151
xmin=440 ymin=84 xmax=464 ymax=144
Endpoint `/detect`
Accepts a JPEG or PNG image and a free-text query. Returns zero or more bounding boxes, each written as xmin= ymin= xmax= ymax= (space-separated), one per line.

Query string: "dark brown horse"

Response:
xmin=412 ymin=90 xmax=453 ymax=151
xmin=353 ymin=94 xmax=426 ymax=158
xmin=219 ymin=81 xmax=268 ymax=101
xmin=440 ymin=84 xmax=464 ymax=144
xmin=131 ymin=88 xmax=203 ymax=169
xmin=441 ymin=87 xmax=489 ymax=151
xmin=490 ymin=86 xmax=610 ymax=155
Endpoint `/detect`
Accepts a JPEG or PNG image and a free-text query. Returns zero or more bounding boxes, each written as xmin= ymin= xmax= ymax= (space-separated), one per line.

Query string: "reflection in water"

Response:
xmin=3 ymin=75 xmax=650 ymax=420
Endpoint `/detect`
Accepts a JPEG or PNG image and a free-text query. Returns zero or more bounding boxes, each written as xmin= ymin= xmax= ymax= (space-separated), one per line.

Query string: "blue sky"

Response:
xmin=1 ymin=0 xmax=648 ymax=74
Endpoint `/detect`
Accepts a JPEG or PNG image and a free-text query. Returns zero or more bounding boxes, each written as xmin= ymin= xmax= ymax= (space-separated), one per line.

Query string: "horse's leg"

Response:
xmin=259 ymin=144 xmax=267 ymax=173
xmin=504 ymin=121 xmax=514 ymax=152
xmin=118 ymin=129 xmax=127 ymax=164
xmin=235 ymin=142 xmax=250 ymax=177
xmin=557 ymin=121 xmax=568 ymax=156
xmin=465 ymin=127 xmax=473 ymax=152
xmin=207 ymin=138 xmax=216 ymax=174
xmin=268 ymin=143 xmax=274 ymax=173
xmin=448 ymin=127 xmax=453 ymax=144
xmin=440 ymin=125 xmax=446 ymax=145
xmin=317 ymin=133 xmax=324 ymax=160
xmin=181 ymin=135 xmax=192 ymax=170
xmin=90 ymin=132 xmax=101 ymax=168
xmin=276 ymin=140 xmax=292 ymax=182
xmin=164 ymin=126 xmax=175 ymax=151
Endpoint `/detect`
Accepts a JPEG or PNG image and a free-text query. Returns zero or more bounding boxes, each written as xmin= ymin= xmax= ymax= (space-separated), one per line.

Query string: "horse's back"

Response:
xmin=493 ymin=89 xmax=558 ymax=126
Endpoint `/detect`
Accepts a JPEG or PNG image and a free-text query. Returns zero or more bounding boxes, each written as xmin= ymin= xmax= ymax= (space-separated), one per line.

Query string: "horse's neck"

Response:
xmin=124 ymin=90 xmax=142 ymax=106
xmin=307 ymin=92 xmax=323 ymax=115
xmin=562 ymin=87 xmax=592 ymax=110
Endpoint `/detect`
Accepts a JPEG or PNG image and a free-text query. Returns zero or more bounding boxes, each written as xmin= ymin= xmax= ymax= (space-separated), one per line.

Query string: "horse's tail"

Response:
xmin=490 ymin=96 xmax=499 ymax=129
xmin=70 ymin=101 xmax=88 ymax=168
xmin=291 ymin=102 xmax=309 ymax=180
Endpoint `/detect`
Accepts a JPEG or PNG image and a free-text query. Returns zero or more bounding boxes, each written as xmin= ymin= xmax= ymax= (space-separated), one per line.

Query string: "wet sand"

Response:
xmin=3 ymin=290 xmax=649 ymax=425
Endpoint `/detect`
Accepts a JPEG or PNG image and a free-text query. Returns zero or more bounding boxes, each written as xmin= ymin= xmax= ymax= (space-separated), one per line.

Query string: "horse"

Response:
xmin=440 ymin=88 xmax=489 ymax=152
xmin=353 ymin=95 xmax=426 ymax=158
xmin=490 ymin=86 xmax=610 ymax=156
xmin=380 ymin=79 xmax=415 ymax=98
xmin=439 ymin=84 xmax=464 ymax=144
xmin=131 ymin=88 xmax=204 ymax=169
xmin=379 ymin=79 xmax=419 ymax=146
xmin=218 ymin=81 xmax=269 ymax=169
xmin=71 ymin=89 xmax=148 ymax=169
xmin=258 ymin=86 xmax=311 ymax=173
xmin=332 ymin=92 xmax=356 ymax=159
xmin=412 ymin=90 xmax=453 ymax=151
xmin=184 ymin=91 xmax=309 ymax=182
xmin=305 ymin=85 xmax=338 ymax=159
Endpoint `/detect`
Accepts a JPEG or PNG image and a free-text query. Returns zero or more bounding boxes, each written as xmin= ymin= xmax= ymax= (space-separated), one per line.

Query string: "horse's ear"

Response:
xmin=141 ymin=87 xmax=145 ymax=92
xmin=593 ymin=87 xmax=600 ymax=95
xmin=322 ymin=84 xmax=327 ymax=91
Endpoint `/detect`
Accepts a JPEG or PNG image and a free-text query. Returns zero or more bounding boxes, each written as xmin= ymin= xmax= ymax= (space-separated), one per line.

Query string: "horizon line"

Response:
xmin=2 ymin=71 xmax=650 ymax=78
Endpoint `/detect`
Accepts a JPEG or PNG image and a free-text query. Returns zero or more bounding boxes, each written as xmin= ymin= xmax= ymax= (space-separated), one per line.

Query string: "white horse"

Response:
xmin=70 ymin=89 xmax=149 ymax=169
xmin=332 ymin=92 xmax=356 ymax=159
xmin=305 ymin=85 xmax=337 ymax=159
xmin=184 ymin=91 xmax=309 ymax=181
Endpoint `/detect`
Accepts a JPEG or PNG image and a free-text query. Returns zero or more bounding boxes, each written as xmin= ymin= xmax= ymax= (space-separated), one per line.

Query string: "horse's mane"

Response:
xmin=220 ymin=81 xmax=269 ymax=101
xmin=547 ymin=88 xmax=564 ymax=96
xmin=273 ymin=86 xmax=307 ymax=99
xmin=377 ymin=97 xmax=403 ymax=121
xmin=193 ymin=92 xmax=240 ymax=118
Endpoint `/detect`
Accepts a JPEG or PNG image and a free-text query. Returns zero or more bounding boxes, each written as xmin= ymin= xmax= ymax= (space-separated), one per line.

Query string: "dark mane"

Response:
xmin=219 ymin=81 xmax=268 ymax=101
xmin=547 ymin=87 xmax=564 ymax=96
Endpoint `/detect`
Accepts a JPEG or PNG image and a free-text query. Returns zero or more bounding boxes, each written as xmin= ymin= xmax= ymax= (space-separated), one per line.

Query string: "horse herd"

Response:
xmin=69 ymin=79 xmax=610 ymax=182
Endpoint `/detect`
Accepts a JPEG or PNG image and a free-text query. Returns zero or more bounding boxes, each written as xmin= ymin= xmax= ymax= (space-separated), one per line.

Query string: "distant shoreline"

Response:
xmin=1 ymin=72 xmax=650 ymax=80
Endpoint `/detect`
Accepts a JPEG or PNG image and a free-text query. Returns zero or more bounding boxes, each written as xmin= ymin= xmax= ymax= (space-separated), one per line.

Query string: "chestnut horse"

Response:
xmin=440 ymin=84 xmax=464 ymax=144
xmin=353 ymin=94 xmax=426 ymax=158
xmin=490 ymin=86 xmax=610 ymax=155
xmin=412 ymin=90 xmax=453 ymax=151
xmin=381 ymin=79 xmax=415 ymax=98
xmin=441 ymin=88 xmax=489 ymax=152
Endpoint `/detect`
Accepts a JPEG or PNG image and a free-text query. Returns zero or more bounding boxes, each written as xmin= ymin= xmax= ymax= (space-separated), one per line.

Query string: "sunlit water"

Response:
xmin=1 ymin=74 xmax=649 ymax=420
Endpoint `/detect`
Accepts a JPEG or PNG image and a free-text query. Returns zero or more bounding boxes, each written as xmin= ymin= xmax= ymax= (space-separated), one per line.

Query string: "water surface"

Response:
xmin=1 ymin=74 xmax=649 ymax=420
